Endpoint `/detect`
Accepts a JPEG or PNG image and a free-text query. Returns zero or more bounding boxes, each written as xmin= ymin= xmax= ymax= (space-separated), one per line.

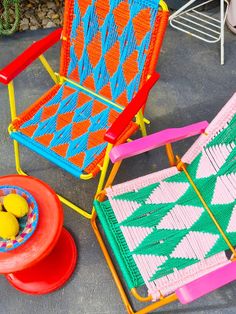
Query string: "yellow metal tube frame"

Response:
xmin=7 ymin=79 xmax=101 ymax=219
xmin=6 ymin=47 xmax=150 ymax=220
xmin=38 ymin=54 xmax=59 ymax=84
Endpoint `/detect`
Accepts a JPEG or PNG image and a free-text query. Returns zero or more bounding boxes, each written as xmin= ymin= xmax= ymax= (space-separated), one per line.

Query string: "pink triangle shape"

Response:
xmin=157 ymin=205 xmax=204 ymax=230
xmin=171 ymin=231 xmax=219 ymax=260
xmin=147 ymin=182 xmax=190 ymax=204
xmin=120 ymin=226 xmax=153 ymax=251
xmin=133 ymin=254 xmax=167 ymax=282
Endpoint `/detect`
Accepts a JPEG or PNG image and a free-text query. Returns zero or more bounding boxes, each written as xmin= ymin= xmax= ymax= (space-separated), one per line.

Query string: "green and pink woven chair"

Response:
xmin=92 ymin=93 xmax=236 ymax=313
xmin=0 ymin=0 xmax=169 ymax=219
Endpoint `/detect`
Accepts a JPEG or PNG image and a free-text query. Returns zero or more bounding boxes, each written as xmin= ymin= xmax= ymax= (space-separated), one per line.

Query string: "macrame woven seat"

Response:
xmin=11 ymin=82 xmax=138 ymax=177
xmin=10 ymin=0 xmax=168 ymax=178
xmin=94 ymin=94 xmax=236 ymax=300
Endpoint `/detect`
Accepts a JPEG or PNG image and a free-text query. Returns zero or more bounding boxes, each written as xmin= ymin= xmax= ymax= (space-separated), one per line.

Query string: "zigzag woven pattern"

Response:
xmin=11 ymin=82 xmax=138 ymax=177
xmin=95 ymin=93 xmax=236 ymax=300
xmin=61 ymin=0 xmax=164 ymax=107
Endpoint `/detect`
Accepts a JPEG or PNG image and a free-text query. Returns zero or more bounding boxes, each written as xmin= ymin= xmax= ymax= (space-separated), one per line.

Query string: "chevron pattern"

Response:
xmin=95 ymin=96 xmax=236 ymax=299
xmin=12 ymin=82 xmax=137 ymax=177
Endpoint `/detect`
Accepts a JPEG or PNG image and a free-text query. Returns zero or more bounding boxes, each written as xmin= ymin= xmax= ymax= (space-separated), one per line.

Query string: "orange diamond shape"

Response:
xmin=104 ymin=41 xmax=120 ymax=77
xmin=95 ymin=0 xmax=110 ymax=26
xmin=71 ymin=120 xmax=90 ymax=140
xmin=122 ymin=50 xmax=139 ymax=84
xmin=113 ymin=2 xmax=130 ymax=36
xmin=87 ymin=33 xmax=102 ymax=68
xmin=132 ymin=8 xmax=151 ymax=45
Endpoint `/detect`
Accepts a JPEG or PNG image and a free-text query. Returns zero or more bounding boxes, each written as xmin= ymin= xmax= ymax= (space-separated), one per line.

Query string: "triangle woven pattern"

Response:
xmin=94 ymin=93 xmax=236 ymax=300
xmin=60 ymin=0 xmax=164 ymax=107
xmin=11 ymin=82 xmax=138 ymax=178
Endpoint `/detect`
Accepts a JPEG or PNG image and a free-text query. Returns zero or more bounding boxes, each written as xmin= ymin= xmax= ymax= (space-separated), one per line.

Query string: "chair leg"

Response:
xmin=96 ymin=143 xmax=113 ymax=195
xmin=136 ymin=110 xmax=147 ymax=137
xmin=91 ymin=212 xmax=178 ymax=314
xmin=220 ymin=0 xmax=225 ymax=65
xmin=12 ymin=139 xmax=92 ymax=219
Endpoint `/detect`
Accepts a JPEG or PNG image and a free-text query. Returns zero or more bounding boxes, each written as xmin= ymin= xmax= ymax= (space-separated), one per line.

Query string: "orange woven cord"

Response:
xmin=59 ymin=0 xmax=75 ymax=77
xmin=84 ymin=122 xmax=139 ymax=176
xmin=12 ymin=85 xmax=61 ymax=130
xmin=132 ymin=8 xmax=152 ymax=45
xmin=147 ymin=10 xmax=169 ymax=76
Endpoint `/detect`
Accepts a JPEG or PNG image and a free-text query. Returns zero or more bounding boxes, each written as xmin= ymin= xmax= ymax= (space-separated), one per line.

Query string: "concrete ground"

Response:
xmin=0 ymin=14 xmax=236 ymax=314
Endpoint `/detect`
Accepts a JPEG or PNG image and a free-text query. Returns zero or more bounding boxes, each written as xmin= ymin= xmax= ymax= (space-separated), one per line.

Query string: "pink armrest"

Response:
xmin=104 ymin=72 xmax=160 ymax=144
xmin=110 ymin=121 xmax=209 ymax=163
xmin=176 ymin=262 xmax=236 ymax=304
xmin=0 ymin=28 xmax=62 ymax=85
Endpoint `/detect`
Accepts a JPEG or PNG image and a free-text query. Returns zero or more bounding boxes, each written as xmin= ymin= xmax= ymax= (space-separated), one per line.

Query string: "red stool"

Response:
xmin=0 ymin=175 xmax=77 ymax=294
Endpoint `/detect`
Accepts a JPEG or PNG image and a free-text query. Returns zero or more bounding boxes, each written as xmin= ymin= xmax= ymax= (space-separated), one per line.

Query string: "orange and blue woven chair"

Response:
xmin=92 ymin=93 xmax=236 ymax=313
xmin=0 ymin=0 xmax=169 ymax=219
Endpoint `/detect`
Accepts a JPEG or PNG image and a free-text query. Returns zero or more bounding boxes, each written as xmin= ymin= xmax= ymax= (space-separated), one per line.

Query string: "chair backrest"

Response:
xmin=60 ymin=0 xmax=168 ymax=107
xmin=182 ymin=93 xmax=236 ymax=176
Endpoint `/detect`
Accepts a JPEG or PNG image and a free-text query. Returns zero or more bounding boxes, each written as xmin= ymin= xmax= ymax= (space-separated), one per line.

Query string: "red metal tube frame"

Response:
xmin=0 ymin=28 xmax=62 ymax=85
xmin=104 ymin=72 xmax=160 ymax=144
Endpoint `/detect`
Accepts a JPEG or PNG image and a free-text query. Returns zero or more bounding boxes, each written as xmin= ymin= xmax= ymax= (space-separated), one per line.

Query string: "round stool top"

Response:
xmin=0 ymin=175 xmax=63 ymax=273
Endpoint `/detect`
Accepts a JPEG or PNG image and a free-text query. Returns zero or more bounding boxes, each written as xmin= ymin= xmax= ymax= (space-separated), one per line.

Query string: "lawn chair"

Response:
xmin=92 ymin=93 xmax=236 ymax=313
xmin=0 ymin=0 xmax=169 ymax=219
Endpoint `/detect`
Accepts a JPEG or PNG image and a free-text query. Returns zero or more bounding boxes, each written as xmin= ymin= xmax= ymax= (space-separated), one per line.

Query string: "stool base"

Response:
xmin=6 ymin=227 xmax=77 ymax=295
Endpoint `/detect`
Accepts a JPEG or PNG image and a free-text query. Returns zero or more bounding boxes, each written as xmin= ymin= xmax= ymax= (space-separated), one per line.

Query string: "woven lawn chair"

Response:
xmin=92 ymin=93 xmax=236 ymax=313
xmin=0 ymin=0 xmax=168 ymax=219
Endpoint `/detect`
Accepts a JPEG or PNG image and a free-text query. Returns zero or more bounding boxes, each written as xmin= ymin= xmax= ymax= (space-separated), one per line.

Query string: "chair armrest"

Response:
xmin=104 ymin=72 xmax=160 ymax=144
xmin=176 ymin=262 xmax=236 ymax=304
xmin=0 ymin=28 xmax=62 ymax=85
xmin=110 ymin=121 xmax=208 ymax=163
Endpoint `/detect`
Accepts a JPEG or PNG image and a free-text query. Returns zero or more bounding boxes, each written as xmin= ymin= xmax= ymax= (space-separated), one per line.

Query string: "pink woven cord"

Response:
xmin=120 ymin=226 xmax=153 ymax=251
xmin=147 ymin=182 xmax=189 ymax=204
xmin=106 ymin=167 xmax=179 ymax=197
xmin=182 ymin=93 xmax=236 ymax=164
xmin=110 ymin=199 xmax=140 ymax=223
xmin=211 ymin=175 xmax=236 ymax=205
xmin=227 ymin=205 xmax=236 ymax=233
xmin=157 ymin=205 xmax=204 ymax=230
xmin=148 ymin=252 xmax=229 ymax=301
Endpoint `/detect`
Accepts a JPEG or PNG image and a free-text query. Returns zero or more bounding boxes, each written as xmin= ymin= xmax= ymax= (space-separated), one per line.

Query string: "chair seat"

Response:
xmin=94 ymin=107 xmax=236 ymax=300
xmin=11 ymin=82 xmax=138 ymax=178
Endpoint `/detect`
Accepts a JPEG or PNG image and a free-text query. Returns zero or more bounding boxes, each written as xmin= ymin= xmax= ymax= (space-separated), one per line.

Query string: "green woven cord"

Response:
xmin=95 ymin=113 xmax=236 ymax=287
xmin=94 ymin=199 xmax=145 ymax=289
xmin=0 ymin=0 xmax=20 ymax=35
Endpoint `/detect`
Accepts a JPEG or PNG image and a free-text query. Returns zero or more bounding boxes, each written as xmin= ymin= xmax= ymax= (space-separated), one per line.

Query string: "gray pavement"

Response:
xmin=0 ymin=19 xmax=236 ymax=314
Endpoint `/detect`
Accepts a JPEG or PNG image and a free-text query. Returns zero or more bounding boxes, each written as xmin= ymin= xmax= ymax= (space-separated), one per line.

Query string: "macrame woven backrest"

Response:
xmin=95 ymin=93 xmax=236 ymax=300
xmin=60 ymin=0 xmax=167 ymax=107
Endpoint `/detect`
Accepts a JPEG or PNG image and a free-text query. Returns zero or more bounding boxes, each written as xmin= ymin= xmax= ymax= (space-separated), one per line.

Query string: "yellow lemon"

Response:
xmin=0 ymin=203 xmax=3 ymax=211
xmin=3 ymin=194 xmax=29 ymax=218
xmin=0 ymin=211 xmax=20 ymax=239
